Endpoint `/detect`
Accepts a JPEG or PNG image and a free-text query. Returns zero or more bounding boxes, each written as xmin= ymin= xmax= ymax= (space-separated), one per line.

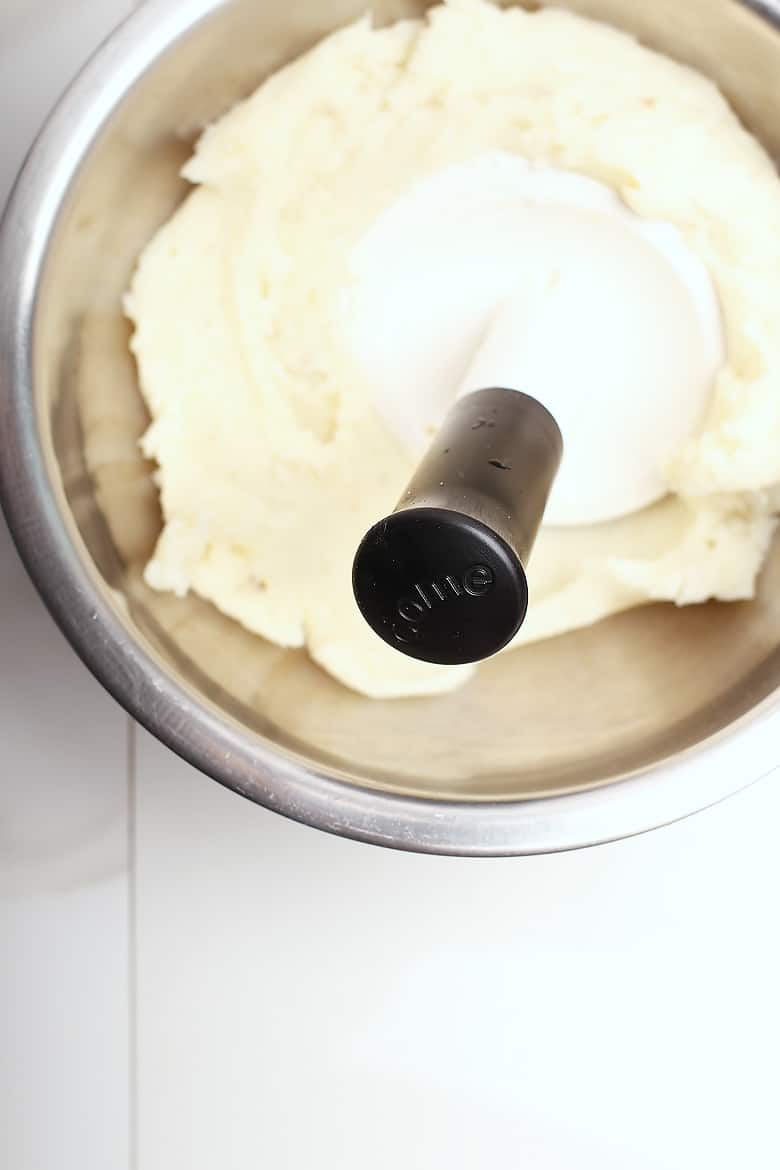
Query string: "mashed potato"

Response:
xmin=126 ymin=0 xmax=780 ymax=698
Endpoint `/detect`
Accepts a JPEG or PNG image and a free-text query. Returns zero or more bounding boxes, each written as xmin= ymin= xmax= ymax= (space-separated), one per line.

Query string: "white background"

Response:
xmin=1 ymin=4 xmax=779 ymax=1168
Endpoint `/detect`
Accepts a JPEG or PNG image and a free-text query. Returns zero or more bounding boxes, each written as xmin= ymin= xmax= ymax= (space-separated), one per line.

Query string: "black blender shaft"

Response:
xmin=352 ymin=387 xmax=563 ymax=666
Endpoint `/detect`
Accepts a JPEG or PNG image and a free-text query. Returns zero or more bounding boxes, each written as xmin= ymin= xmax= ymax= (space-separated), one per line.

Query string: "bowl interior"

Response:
xmin=34 ymin=0 xmax=780 ymax=800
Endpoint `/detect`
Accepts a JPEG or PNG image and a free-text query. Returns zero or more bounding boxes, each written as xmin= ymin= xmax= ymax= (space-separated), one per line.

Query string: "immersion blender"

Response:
xmin=352 ymin=294 xmax=563 ymax=666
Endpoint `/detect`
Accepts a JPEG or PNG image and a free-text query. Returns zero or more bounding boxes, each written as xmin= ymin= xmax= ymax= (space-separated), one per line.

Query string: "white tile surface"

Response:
xmin=1 ymin=3 xmax=134 ymax=1169
xmin=135 ymin=728 xmax=780 ymax=1170
xmin=1 ymin=876 xmax=130 ymax=1170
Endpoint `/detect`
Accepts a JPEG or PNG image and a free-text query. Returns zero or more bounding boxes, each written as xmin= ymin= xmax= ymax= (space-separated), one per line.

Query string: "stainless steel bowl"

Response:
xmin=1 ymin=0 xmax=779 ymax=855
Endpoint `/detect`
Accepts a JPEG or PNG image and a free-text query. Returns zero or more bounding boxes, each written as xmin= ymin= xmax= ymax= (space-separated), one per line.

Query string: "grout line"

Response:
xmin=127 ymin=716 xmax=139 ymax=1170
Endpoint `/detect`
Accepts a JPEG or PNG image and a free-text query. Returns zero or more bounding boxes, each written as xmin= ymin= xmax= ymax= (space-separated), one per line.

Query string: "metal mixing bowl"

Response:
xmin=1 ymin=0 xmax=779 ymax=854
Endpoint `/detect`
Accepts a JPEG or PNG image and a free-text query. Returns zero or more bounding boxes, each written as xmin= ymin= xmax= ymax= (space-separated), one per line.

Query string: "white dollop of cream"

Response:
xmin=345 ymin=152 xmax=725 ymax=527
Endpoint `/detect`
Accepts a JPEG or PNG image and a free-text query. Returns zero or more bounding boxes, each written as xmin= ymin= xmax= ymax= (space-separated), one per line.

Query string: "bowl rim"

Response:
xmin=1 ymin=0 xmax=779 ymax=856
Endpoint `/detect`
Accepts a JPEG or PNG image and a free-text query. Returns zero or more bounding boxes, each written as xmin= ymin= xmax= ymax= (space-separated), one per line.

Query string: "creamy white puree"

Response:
xmin=126 ymin=0 xmax=780 ymax=698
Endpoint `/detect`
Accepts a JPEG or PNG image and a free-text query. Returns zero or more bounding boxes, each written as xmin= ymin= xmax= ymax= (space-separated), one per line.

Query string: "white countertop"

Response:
xmin=2 ymin=5 xmax=780 ymax=1168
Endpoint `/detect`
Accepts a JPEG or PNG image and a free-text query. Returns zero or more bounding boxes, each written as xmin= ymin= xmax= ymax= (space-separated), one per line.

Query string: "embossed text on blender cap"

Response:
xmin=392 ymin=564 xmax=494 ymax=642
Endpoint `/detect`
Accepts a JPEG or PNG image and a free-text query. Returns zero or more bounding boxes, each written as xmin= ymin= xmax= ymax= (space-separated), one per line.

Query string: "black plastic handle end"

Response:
xmin=353 ymin=507 xmax=528 ymax=665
